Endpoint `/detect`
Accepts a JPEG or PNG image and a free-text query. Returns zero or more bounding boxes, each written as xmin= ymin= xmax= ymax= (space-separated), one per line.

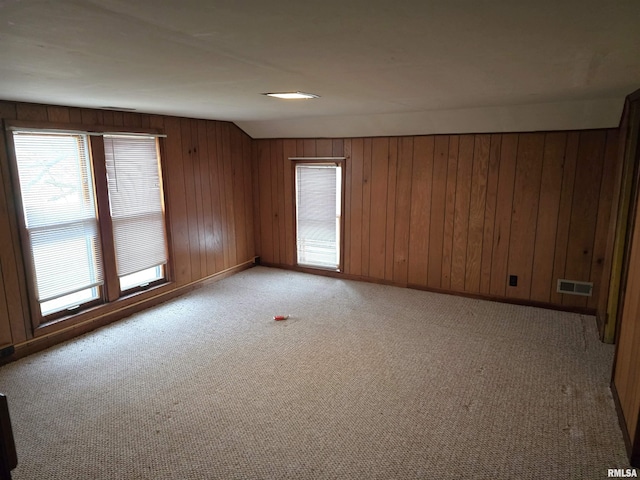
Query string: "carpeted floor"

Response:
xmin=0 ymin=266 xmax=631 ymax=479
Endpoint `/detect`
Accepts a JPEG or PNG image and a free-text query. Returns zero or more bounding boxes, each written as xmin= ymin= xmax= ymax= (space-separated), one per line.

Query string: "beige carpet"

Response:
xmin=0 ymin=266 xmax=631 ymax=479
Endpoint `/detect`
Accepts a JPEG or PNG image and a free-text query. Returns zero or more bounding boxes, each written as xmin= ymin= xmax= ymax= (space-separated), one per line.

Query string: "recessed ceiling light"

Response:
xmin=263 ymin=92 xmax=319 ymax=100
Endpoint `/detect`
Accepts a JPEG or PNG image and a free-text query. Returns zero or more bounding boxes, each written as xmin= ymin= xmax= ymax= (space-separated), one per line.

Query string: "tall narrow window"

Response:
xmin=12 ymin=132 xmax=103 ymax=315
xmin=104 ymin=135 xmax=168 ymax=291
xmin=295 ymin=163 xmax=342 ymax=270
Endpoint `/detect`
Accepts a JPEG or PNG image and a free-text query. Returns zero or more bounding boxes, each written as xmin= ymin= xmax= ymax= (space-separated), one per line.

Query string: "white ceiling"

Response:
xmin=1 ymin=0 xmax=639 ymax=138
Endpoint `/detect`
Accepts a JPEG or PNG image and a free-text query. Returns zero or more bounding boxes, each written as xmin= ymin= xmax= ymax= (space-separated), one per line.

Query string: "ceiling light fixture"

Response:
xmin=263 ymin=91 xmax=319 ymax=100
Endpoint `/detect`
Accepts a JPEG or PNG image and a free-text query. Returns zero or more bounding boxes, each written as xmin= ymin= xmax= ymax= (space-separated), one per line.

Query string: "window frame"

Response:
xmin=5 ymin=120 xmax=173 ymax=329
xmin=291 ymin=158 xmax=345 ymax=272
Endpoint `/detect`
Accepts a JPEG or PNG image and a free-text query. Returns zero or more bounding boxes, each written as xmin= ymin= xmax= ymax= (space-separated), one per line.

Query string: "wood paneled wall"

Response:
xmin=612 ymin=91 xmax=640 ymax=466
xmin=253 ymin=130 xmax=619 ymax=310
xmin=0 ymin=101 xmax=255 ymax=348
xmin=0 ymin=101 xmax=622 ymax=353
xmin=614 ymin=192 xmax=640 ymax=464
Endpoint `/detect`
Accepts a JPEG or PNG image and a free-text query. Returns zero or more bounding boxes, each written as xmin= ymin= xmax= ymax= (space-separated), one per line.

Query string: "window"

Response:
xmin=104 ymin=135 xmax=167 ymax=291
xmin=10 ymin=128 xmax=169 ymax=322
xmin=12 ymin=132 xmax=103 ymax=315
xmin=295 ymin=162 xmax=342 ymax=270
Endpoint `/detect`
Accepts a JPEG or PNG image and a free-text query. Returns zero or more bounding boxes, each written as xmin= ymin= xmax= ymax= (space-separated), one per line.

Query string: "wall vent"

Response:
xmin=557 ymin=279 xmax=593 ymax=296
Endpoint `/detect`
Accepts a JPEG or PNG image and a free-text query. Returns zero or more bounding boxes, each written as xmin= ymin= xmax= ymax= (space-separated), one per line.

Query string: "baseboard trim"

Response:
xmin=1 ymin=259 xmax=257 ymax=365
xmin=258 ymin=262 xmax=596 ymax=316
xmin=407 ymin=282 xmax=596 ymax=316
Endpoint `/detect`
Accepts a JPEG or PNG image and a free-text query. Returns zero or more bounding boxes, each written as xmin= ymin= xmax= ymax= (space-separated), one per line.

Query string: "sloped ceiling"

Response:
xmin=0 ymin=0 xmax=639 ymax=138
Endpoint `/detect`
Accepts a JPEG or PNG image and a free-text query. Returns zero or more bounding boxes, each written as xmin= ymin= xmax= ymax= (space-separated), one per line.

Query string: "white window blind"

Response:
xmin=12 ymin=132 xmax=103 ymax=313
xmin=104 ymin=136 xmax=168 ymax=283
xmin=295 ymin=164 xmax=341 ymax=269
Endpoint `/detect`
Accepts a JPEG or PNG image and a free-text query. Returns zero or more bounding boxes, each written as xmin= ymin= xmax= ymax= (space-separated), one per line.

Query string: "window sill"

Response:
xmin=296 ymin=263 xmax=341 ymax=273
xmin=35 ymin=281 xmax=174 ymax=336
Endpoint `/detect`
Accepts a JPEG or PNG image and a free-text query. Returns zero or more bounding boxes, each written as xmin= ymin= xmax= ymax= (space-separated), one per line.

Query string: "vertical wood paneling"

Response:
xmin=384 ymin=138 xmax=398 ymax=282
xmin=316 ymin=139 xmax=332 ymax=157
xmin=393 ymin=137 xmax=414 ymax=285
xmin=140 ymin=115 xmax=151 ymax=129
xmin=450 ymin=135 xmax=474 ymax=291
xmin=427 ymin=136 xmax=448 ymax=289
xmin=0 ymin=264 xmax=13 ymax=346
xmin=598 ymin=119 xmax=631 ymax=325
xmin=614 ymin=191 xmax=640 ymax=443
xmin=563 ymin=130 xmax=607 ymax=307
xmin=243 ymin=134 xmax=255 ymax=261
xmin=282 ymin=140 xmax=296 ymax=266
xmin=196 ymin=121 xmax=211 ymax=275
xmin=191 ymin=120 xmax=207 ymax=278
xmin=332 ymin=140 xmax=344 ymax=157
xmin=489 ymin=134 xmax=518 ymax=297
xmin=589 ymin=130 xmax=619 ymax=309
xmin=507 ymin=133 xmax=545 ymax=299
xmin=212 ymin=123 xmax=226 ymax=272
xmin=465 ymin=134 xmax=490 ymax=293
xmin=350 ymin=138 xmax=364 ymax=276
xmin=0 ymin=102 xmax=29 ymax=342
xmin=206 ymin=122 xmax=225 ymax=273
xmin=251 ymin=140 xmax=262 ymax=261
xmin=0 ymin=229 xmax=25 ymax=344
xmin=216 ymin=123 xmax=230 ymax=269
xmin=102 ymin=110 xmax=115 ymax=126
xmin=68 ymin=108 xmax=83 ymax=124
xmin=197 ymin=121 xmax=214 ymax=275
xmin=369 ymin=138 xmax=389 ymax=280
xmin=231 ymin=127 xmax=249 ymax=265
xmin=181 ymin=119 xmax=201 ymax=280
xmin=257 ymin=140 xmax=274 ymax=264
xmin=530 ymin=132 xmax=567 ymax=302
xmin=148 ymin=114 xmax=164 ymax=129
xmin=16 ymin=103 xmax=48 ymax=121
xmin=479 ymin=134 xmax=501 ymax=295
xmin=163 ymin=117 xmax=191 ymax=285
xmin=274 ymin=139 xmax=286 ymax=265
xmin=441 ymin=136 xmax=459 ymax=290
xmin=111 ymin=111 xmax=124 ymax=127
xmin=47 ymin=106 xmax=70 ymax=123
xmin=614 ymin=274 xmax=640 ymax=420
xmin=122 ymin=112 xmax=140 ymax=128
xmin=343 ymin=140 xmax=352 ymax=274
xmin=276 ymin=139 xmax=287 ymax=264
xmin=221 ymin=124 xmax=238 ymax=267
xmin=303 ymin=139 xmax=316 ymax=157
xmin=407 ymin=136 xmax=434 ymax=287
xmin=549 ymin=132 xmax=579 ymax=305
xmin=361 ymin=138 xmax=372 ymax=278
xmin=81 ymin=108 xmax=101 ymax=125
